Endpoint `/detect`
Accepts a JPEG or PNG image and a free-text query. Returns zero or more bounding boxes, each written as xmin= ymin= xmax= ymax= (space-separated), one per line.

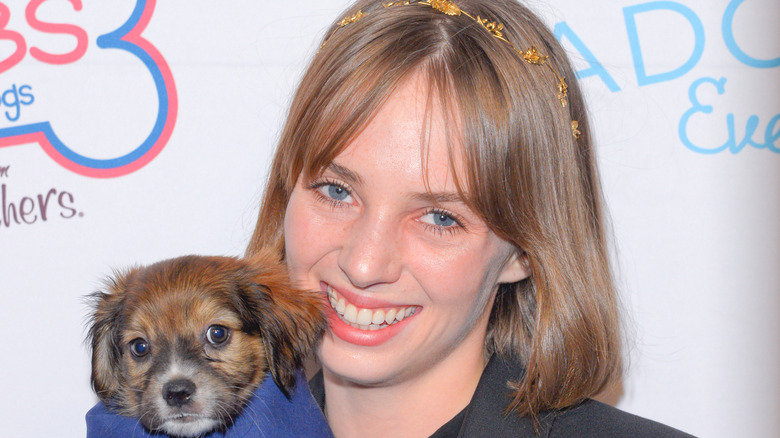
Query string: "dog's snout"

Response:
xmin=162 ymin=379 xmax=196 ymax=407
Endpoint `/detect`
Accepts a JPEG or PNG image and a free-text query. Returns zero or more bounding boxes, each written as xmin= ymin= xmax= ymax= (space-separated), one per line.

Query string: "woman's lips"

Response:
xmin=327 ymin=284 xmax=418 ymax=329
xmin=323 ymin=283 xmax=420 ymax=346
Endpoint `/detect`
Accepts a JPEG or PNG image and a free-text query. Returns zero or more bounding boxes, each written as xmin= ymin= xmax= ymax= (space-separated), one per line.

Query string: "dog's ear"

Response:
xmin=235 ymin=251 xmax=327 ymax=397
xmin=258 ymin=284 xmax=326 ymax=396
xmin=86 ymin=269 xmax=133 ymax=406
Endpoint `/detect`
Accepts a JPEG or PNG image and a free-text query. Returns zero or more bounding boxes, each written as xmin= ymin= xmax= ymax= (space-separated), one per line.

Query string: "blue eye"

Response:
xmin=129 ymin=338 xmax=150 ymax=358
xmin=206 ymin=325 xmax=230 ymax=345
xmin=325 ymin=184 xmax=350 ymax=201
xmin=422 ymin=210 xmax=459 ymax=228
xmin=432 ymin=213 xmax=456 ymax=227
xmin=311 ymin=180 xmax=354 ymax=205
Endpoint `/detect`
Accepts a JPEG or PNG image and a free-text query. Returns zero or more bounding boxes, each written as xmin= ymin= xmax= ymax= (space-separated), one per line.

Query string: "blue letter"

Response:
xmin=1 ymin=84 xmax=20 ymax=122
xmin=554 ymin=21 xmax=621 ymax=92
xmin=766 ymin=115 xmax=780 ymax=153
xmin=624 ymin=1 xmax=705 ymax=86
xmin=722 ymin=0 xmax=780 ymax=68
xmin=19 ymin=84 xmax=34 ymax=105
xmin=679 ymin=77 xmax=728 ymax=154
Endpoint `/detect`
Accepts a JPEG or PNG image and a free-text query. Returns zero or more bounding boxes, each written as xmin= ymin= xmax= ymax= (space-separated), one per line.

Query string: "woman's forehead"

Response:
xmin=330 ymin=74 xmax=466 ymax=183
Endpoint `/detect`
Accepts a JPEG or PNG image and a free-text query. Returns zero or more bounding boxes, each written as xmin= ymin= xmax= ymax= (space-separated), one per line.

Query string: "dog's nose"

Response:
xmin=162 ymin=379 xmax=196 ymax=407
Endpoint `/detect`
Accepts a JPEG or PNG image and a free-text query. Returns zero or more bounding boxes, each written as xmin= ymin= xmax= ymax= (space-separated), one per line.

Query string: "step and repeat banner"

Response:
xmin=1 ymin=1 xmax=777 ymax=436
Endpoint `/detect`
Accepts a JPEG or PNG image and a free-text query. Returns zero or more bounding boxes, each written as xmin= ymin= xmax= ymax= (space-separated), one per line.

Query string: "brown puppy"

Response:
xmin=87 ymin=250 xmax=325 ymax=437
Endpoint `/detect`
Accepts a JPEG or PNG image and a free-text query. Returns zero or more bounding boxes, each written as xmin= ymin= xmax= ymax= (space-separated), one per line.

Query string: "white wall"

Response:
xmin=0 ymin=1 xmax=777 ymax=436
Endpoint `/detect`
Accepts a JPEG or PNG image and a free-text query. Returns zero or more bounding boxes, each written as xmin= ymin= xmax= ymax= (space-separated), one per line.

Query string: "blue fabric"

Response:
xmin=85 ymin=372 xmax=333 ymax=437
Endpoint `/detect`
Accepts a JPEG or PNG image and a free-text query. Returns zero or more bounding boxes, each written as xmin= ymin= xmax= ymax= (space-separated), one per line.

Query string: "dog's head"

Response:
xmin=87 ymin=250 xmax=325 ymax=437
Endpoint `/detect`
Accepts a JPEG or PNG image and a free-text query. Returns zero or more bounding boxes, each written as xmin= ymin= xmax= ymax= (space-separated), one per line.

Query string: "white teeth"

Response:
xmin=357 ymin=308 xmax=373 ymax=326
xmin=384 ymin=308 xmax=396 ymax=324
xmin=372 ymin=309 xmax=385 ymax=325
xmin=345 ymin=304 xmax=358 ymax=322
xmin=327 ymin=285 xmax=418 ymax=330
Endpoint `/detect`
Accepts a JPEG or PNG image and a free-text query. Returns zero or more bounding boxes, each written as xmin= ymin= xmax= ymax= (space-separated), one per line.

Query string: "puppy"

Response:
xmin=87 ymin=250 xmax=326 ymax=437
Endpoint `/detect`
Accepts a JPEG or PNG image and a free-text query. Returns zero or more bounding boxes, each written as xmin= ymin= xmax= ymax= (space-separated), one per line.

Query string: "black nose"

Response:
xmin=162 ymin=379 xmax=196 ymax=407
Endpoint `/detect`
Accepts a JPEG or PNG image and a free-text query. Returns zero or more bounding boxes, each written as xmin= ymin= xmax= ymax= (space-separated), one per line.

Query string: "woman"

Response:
xmin=247 ymin=0 xmax=692 ymax=436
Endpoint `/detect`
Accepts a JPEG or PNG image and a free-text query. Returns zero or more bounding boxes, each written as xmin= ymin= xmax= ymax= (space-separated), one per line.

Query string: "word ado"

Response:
xmin=556 ymin=0 xmax=779 ymax=154
xmin=556 ymin=0 xmax=778 ymax=90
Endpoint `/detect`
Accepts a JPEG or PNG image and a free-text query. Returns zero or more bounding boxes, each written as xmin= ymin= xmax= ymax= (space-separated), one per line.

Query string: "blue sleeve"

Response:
xmin=85 ymin=402 xmax=162 ymax=437
xmin=85 ymin=373 xmax=333 ymax=437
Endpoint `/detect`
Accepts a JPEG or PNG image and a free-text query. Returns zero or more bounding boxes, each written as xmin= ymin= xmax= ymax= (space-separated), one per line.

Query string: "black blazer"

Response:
xmin=310 ymin=355 xmax=696 ymax=438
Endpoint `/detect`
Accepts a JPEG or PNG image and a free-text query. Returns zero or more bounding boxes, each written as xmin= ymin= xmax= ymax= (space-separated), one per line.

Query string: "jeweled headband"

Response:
xmin=324 ymin=0 xmax=581 ymax=139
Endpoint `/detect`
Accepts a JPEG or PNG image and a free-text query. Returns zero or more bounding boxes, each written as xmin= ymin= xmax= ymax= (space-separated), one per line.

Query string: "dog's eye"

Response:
xmin=129 ymin=338 xmax=150 ymax=357
xmin=206 ymin=325 xmax=230 ymax=345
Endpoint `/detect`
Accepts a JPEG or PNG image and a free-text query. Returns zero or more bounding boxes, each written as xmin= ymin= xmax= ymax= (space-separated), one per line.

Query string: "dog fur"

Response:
xmin=87 ymin=250 xmax=326 ymax=437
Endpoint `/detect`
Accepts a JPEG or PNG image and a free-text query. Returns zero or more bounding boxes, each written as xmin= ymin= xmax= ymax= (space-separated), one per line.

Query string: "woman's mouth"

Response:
xmin=327 ymin=285 xmax=418 ymax=331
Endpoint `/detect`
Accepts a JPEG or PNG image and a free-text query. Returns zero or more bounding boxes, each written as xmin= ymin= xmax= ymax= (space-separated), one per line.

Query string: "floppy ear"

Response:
xmin=236 ymin=251 xmax=327 ymax=397
xmin=86 ymin=269 xmax=133 ymax=406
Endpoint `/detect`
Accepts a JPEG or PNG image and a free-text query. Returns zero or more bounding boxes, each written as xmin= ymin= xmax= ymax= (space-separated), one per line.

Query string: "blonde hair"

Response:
xmin=247 ymin=0 xmax=620 ymax=420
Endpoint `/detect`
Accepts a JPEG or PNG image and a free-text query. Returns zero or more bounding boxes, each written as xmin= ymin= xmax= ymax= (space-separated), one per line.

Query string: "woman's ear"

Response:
xmin=497 ymin=251 xmax=531 ymax=284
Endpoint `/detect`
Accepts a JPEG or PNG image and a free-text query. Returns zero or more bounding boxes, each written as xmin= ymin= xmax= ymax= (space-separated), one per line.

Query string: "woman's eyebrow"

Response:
xmin=327 ymin=162 xmax=364 ymax=185
xmin=410 ymin=191 xmax=465 ymax=204
xmin=327 ymin=161 xmax=465 ymax=204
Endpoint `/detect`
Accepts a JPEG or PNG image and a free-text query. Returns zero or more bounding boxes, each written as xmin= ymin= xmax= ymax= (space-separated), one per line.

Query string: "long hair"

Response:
xmin=247 ymin=0 xmax=621 ymax=420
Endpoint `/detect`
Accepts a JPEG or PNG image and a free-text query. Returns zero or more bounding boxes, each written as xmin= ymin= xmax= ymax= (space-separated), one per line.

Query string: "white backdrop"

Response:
xmin=1 ymin=1 xmax=777 ymax=437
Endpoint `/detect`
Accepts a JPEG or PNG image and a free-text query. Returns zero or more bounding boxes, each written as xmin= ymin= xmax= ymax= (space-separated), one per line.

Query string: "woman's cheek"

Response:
xmin=284 ymin=191 xmax=342 ymax=276
xmin=284 ymin=191 xmax=318 ymax=273
xmin=416 ymin=239 xmax=499 ymax=303
xmin=409 ymin=234 xmax=473 ymax=276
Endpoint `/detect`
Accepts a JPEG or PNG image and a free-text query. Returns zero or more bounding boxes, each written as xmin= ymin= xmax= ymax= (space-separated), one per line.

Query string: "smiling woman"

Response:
xmin=246 ymin=0 xmax=693 ymax=437
xmin=284 ymin=73 xmax=527 ymax=397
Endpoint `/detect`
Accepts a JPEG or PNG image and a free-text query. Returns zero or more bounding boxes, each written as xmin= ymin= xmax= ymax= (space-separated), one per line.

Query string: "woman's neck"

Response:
xmin=322 ymin=347 xmax=488 ymax=438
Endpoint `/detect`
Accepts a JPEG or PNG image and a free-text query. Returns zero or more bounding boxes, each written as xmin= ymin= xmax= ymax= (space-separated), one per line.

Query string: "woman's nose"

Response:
xmin=337 ymin=211 xmax=401 ymax=289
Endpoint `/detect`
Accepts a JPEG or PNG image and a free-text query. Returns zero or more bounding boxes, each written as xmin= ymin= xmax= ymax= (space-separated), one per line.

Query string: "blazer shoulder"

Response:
xmin=549 ymin=399 xmax=696 ymax=438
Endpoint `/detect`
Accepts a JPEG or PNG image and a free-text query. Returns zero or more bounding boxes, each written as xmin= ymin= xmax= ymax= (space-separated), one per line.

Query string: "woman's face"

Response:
xmin=283 ymin=73 xmax=527 ymax=387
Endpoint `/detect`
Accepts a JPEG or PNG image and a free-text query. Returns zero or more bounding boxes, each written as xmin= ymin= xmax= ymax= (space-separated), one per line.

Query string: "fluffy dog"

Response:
xmin=87 ymin=250 xmax=326 ymax=437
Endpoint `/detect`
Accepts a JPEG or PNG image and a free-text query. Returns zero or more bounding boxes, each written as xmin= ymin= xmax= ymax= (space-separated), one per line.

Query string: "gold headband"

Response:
xmin=327 ymin=0 xmax=581 ymax=139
